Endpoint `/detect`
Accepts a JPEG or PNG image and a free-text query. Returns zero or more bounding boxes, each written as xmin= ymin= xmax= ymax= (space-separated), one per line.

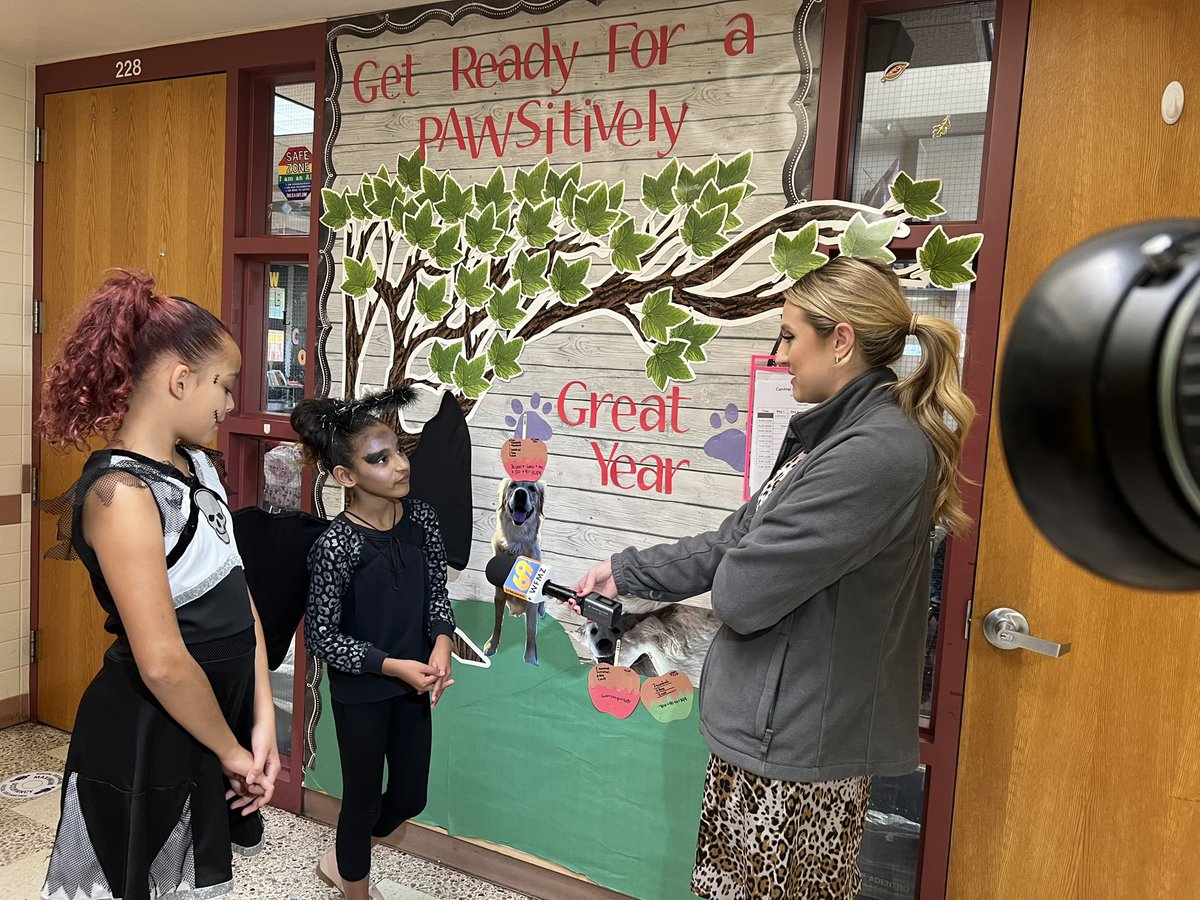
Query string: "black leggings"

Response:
xmin=331 ymin=690 xmax=432 ymax=882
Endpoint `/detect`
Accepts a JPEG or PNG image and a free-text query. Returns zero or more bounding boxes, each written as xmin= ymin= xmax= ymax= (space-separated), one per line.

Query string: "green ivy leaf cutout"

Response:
xmin=549 ymin=256 xmax=591 ymax=306
xmin=770 ymin=221 xmax=828 ymax=280
xmin=609 ymin=218 xmax=657 ymax=273
xmin=321 ymin=189 xmax=351 ymax=230
xmin=889 ymin=173 xmax=946 ymax=221
xmin=428 ymin=339 xmax=462 ymax=383
xmin=455 ymin=261 xmax=493 ymax=309
xmin=404 ymin=201 xmax=439 ymax=250
xmin=639 ymin=287 xmax=690 ymax=343
xmin=515 ymin=198 xmax=557 ymax=249
xmin=340 ymin=256 xmax=376 ymax=298
xmin=673 ymin=162 xmax=709 ymax=207
xmin=465 ymin=203 xmax=502 ymax=253
xmin=421 ymin=168 xmax=446 ymax=204
xmin=436 ymin=174 xmax=474 ymax=224
xmin=696 ymin=183 xmax=747 ymax=229
xmin=692 ymin=158 xmax=720 ymax=189
xmin=545 ymin=162 xmax=582 ymax=201
xmin=367 ymin=175 xmax=397 ymax=219
xmin=918 ymin=227 xmax=983 ymax=289
xmin=681 ymin=206 xmax=729 ymax=258
xmin=415 ymin=276 xmax=451 ymax=322
xmin=608 ymin=180 xmax=625 ymax=211
xmin=359 ymin=174 xmax=376 ymax=208
xmin=641 ymin=170 xmax=676 ymax=215
xmin=838 ymin=212 xmax=900 ymax=264
xmin=396 ymin=150 xmax=425 ymax=192
xmin=513 ymin=249 xmax=551 ymax=297
xmin=574 ymin=185 xmax=620 ymax=237
xmin=645 ymin=340 xmax=695 ymax=390
xmin=487 ymin=334 xmax=525 ymax=380
xmin=487 ymin=282 xmax=527 ymax=330
xmin=716 ymin=150 xmax=753 ymax=188
xmin=453 ymin=354 xmax=490 ymax=399
xmin=671 ymin=317 xmax=721 ymax=363
xmin=513 ymin=159 xmax=549 ymax=204
xmin=430 ymin=225 xmax=464 ymax=270
xmin=474 ymin=167 xmax=512 ymax=213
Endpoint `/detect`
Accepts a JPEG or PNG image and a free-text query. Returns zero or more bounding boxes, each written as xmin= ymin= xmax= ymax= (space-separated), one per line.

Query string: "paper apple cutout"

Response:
xmin=501 ymin=438 xmax=548 ymax=482
xmin=587 ymin=663 xmax=641 ymax=719
xmin=640 ymin=670 xmax=695 ymax=723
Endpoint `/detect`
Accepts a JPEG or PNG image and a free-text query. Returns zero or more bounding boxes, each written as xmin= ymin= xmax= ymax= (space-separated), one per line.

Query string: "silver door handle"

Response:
xmin=982 ymin=607 xmax=1071 ymax=658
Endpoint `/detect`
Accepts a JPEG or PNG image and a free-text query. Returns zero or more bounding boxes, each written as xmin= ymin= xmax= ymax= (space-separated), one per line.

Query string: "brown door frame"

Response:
xmin=812 ymin=1 xmax=1031 ymax=896
xmin=32 ymin=23 xmax=326 ymax=814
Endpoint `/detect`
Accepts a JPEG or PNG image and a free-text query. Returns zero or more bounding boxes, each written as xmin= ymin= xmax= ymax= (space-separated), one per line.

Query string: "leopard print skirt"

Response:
xmin=691 ymin=755 xmax=873 ymax=900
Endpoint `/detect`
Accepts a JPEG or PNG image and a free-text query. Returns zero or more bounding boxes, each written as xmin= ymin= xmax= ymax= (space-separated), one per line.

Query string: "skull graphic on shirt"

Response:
xmin=193 ymin=488 xmax=230 ymax=543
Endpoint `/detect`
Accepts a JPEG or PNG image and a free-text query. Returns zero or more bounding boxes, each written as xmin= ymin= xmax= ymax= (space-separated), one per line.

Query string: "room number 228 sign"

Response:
xmin=114 ymin=58 xmax=142 ymax=78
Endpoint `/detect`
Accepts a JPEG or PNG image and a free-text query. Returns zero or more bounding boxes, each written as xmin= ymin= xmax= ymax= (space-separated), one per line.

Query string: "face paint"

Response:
xmin=184 ymin=335 xmax=242 ymax=444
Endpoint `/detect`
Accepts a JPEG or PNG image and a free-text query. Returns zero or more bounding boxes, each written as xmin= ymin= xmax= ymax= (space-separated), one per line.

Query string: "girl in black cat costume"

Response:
xmin=292 ymin=392 xmax=455 ymax=900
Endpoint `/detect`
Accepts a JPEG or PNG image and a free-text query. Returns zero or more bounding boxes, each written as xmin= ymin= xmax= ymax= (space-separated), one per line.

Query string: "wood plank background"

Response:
xmin=319 ymin=0 xmax=834 ymax=655
xmin=330 ymin=2 xmax=804 ymax=176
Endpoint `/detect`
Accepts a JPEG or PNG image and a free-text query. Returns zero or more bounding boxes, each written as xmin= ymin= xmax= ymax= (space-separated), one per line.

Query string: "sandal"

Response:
xmin=316 ymin=847 xmax=384 ymax=899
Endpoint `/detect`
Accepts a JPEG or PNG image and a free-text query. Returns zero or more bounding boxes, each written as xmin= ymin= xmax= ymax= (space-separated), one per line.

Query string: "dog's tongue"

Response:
xmin=511 ymin=510 xmax=529 ymax=524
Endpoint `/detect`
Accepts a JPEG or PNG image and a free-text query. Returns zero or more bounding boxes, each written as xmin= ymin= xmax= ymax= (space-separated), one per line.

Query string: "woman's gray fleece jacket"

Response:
xmin=612 ymin=367 xmax=937 ymax=782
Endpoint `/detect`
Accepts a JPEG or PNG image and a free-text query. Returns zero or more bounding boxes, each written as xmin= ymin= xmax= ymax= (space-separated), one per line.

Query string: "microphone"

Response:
xmin=485 ymin=554 xmax=623 ymax=628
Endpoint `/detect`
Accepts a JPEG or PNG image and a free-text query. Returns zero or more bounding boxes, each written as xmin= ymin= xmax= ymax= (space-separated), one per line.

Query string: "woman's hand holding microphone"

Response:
xmin=564 ymin=558 xmax=618 ymax=614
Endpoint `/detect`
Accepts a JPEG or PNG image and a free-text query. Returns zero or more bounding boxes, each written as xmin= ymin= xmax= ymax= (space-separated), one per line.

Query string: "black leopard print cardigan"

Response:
xmin=304 ymin=498 xmax=455 ymax=674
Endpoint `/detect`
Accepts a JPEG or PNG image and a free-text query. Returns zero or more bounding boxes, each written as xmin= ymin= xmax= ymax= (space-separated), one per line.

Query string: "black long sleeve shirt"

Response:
xmin=304 ymin=498 xmax=455 ymax=703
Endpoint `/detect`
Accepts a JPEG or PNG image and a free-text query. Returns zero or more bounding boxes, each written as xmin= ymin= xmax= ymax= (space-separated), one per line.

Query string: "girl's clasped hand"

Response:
xmin=381 ymin=654 xmax=455 ymax=707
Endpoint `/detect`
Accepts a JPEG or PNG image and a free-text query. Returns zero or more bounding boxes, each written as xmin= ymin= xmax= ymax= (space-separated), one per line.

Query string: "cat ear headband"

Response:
xmin=319 ymin=385 xmax=417 ymax=435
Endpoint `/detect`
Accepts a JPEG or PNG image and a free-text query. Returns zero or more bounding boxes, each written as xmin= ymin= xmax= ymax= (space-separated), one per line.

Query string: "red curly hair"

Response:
xmin=38 ymin=269 xmax=231 ymax=451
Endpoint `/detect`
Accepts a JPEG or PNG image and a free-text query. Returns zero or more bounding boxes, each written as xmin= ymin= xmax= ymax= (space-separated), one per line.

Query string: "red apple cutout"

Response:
xmin=640 ymin=670 xmax=695 ymax=723
xmin=587 ymin=663 xmax=641 ymax=719
xmin=501 ymin=438 xmax=548 ymax=482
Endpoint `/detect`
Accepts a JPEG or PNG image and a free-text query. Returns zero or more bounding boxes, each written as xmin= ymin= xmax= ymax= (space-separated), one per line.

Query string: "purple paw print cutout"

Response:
xmin=506 ymin=393 xmax=555 ymax=441
xmin=703 ymin=404 xmax=746 ymax=473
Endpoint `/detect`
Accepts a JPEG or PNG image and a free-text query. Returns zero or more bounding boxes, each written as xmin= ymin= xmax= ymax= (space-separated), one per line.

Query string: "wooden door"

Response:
xmin=948 ymin=1 xmax=1200 ymax=897
xmin=37 ymin=75 xmax=225 ymax=730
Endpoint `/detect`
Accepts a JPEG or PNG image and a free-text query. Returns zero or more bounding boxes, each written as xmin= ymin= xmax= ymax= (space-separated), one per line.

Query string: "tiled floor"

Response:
xmin=0 ymin=723 xmax=526 ymax=900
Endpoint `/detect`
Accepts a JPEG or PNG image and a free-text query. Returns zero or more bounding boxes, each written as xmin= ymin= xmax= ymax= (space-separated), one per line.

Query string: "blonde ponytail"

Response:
xmin=893 ymin=314 xmax=975 ymax=535
xmin=783 ymin=257 xmax=975 ymax=535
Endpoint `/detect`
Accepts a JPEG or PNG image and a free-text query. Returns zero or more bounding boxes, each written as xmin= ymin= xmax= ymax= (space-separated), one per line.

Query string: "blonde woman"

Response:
xmin=573 ymin=257 xmax=974 ymax=900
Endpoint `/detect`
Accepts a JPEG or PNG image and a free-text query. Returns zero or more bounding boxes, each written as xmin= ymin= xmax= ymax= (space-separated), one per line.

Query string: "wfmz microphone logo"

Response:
xmin=502 ymin=556 xmax=549 ymax=601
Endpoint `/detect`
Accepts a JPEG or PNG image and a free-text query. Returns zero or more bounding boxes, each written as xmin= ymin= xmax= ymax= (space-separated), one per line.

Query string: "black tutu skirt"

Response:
xmin=42 ymin=628 xmax=263 ymax=900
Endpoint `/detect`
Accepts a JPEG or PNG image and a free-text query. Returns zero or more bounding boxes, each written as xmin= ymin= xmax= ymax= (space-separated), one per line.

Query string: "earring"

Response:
xmin=834 ymin=354 xmax=842 ymax=365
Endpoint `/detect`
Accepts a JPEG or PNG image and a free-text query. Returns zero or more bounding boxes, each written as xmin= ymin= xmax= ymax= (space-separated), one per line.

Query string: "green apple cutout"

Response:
xmin=640 ymin=670 xmax=695 ymax=723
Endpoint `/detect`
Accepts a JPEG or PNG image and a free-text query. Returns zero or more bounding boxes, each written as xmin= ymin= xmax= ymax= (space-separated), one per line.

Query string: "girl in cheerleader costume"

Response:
xmin=39 ymin=270 xmax=277 ymax=899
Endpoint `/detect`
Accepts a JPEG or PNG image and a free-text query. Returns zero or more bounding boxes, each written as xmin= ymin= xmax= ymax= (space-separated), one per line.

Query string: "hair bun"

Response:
xmin=290 ymin=387 xmax=418 ymax=470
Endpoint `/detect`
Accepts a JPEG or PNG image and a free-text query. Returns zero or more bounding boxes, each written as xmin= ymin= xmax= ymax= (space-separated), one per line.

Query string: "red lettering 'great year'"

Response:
xmin=556 ymin=379 xmax=689 ymax=434
xmin=591 ymin=441 xmax=690 ymax=495
xmin=556 ymin=380 xmax=693 ymax=495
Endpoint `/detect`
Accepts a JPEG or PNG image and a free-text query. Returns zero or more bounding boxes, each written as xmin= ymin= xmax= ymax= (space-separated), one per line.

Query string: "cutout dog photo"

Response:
xmin=485 ymin=477 xmax=548 ymax=666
